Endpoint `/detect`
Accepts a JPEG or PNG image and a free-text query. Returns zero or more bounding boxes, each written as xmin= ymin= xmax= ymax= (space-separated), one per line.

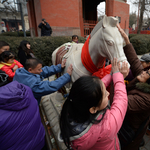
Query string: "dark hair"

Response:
xmin=60 ymin=76 xmax=108 ymax=149
xmin=147 ymin=77 xmax=150 ymax=84
xmin=24 ymin=58 xmax=43 ymax=70
xmin=18 ymin=40 xmax=33 ymax=55
xmin=42 ymin=18 xmax=46 ymax=21
xmin=0 ymin=41 xmax=9 ymax=49
xmin=0 ymin=51 xmax=15 ymax=62
xmin=72 ymin=35 xmax=78 ymax=40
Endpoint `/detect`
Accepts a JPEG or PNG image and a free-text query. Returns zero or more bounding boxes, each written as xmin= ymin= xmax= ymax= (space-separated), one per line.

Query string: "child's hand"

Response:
xmin=117 ymin=24 xmax=130 ymax=45
xmin=67 ymin=64 xmax=73 ymax=76
xmin=61 ymin=59 xmax=66 ymax=68
xmin=13 ymin=65 xmax=18 ymax=71
xmin=111 ymin=58 xmax=119 ymax=74
xmin=119 ymin=61 xmax=129 ymax=79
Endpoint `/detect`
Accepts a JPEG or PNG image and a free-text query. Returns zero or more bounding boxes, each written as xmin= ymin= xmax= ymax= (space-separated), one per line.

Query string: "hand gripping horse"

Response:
xmin=52 ymin=15 xmax=129 ymax=90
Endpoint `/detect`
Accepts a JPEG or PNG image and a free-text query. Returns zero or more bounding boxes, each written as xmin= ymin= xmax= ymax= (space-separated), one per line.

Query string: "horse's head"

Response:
xmin=90 ymin=15 xmax=130 ymax=67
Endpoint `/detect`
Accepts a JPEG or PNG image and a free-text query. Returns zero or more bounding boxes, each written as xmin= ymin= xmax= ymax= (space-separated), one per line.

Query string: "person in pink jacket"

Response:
xmin=59 ymin=58 xmax=129 ymax=150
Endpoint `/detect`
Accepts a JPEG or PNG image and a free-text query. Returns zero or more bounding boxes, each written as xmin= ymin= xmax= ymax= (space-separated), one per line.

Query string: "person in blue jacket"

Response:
xmin=13 ymin=58 xmax=73 ymax=104
xmin=38 ymin=18 xmax=52 ymax=36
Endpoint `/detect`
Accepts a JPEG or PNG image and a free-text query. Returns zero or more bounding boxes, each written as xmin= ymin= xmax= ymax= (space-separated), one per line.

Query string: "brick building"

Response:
xmin=26 ymin=0 xmax=129 ymax=37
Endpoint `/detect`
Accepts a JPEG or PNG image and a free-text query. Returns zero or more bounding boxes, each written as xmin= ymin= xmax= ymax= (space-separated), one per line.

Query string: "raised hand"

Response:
xmin=117 ymin=24 xmax=130 ymax=45
xmin=61 ymin=59 xmax=66 ymax=68
xmin=67 ymin=64 xmax=73 ymax=76
xmin=111 ymin=58 xmax=119 ymax=74
xmin=119 ymin=61 xmax=129 ymax=79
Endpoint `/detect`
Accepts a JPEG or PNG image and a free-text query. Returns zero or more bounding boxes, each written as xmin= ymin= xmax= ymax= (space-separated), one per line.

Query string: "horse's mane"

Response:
xmin=90 ymin=19 xmax=103 ymax=38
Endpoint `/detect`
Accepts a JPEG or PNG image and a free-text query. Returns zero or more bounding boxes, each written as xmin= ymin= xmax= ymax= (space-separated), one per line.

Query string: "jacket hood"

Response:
xmin=58 ymin=110 xmax=106 ymax=142
xmin=0 ymin=81 xmax=30 ymax=110
xmin=13 ymin=68 xmax=41 ymax=88
xmin=136 ymin=82 xmax=150 ymax=93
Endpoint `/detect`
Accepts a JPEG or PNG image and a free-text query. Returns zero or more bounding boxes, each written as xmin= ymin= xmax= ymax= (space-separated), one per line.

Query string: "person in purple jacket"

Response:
xmin=0 ymin=73 xmax=45 ymax=150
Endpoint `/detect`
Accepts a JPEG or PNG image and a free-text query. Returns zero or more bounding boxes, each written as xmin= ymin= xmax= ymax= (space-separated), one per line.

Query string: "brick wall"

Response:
xmin=33 ymin=0 xmax=42 ymax=36
xmin=40 ymin=0 xmax=80 ymax=27
xmin=27 ymin=0 xmax=129 ymax=37
xmin=106 ymin=0 xmax=129 ymax=33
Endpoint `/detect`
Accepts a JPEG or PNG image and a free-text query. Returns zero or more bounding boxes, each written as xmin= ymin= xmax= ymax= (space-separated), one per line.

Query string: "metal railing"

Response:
xmin=129 ymin=29 xmax=150 ymax=34
xmin=83 ymin=20 xmax=97 ymax=37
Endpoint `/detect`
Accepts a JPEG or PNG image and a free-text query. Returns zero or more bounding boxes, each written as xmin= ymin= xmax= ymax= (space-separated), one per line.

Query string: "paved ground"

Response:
xmin=140 ymin=134 xmax=150 ymax=150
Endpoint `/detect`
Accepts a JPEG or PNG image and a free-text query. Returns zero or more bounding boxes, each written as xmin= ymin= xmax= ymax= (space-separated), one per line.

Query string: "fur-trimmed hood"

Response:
xmin=136 ymin=82 xmax=150 ymax=93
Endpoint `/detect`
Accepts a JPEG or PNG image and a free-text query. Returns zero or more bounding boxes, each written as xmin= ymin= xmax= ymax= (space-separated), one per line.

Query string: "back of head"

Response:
xmin=24 ymin=58 xmax=42 ymax=71
xmin=0 ymin=40 xmax=9 ymax=49
xmin=67 ymin=76 xmax=103 ymax=122
xmin=0 ymin=51 xmax=14 ymax=62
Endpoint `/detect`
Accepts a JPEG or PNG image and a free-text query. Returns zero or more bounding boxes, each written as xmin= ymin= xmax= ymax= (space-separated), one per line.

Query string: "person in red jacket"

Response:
xmin=0 ymin=51 xmax=23 ymax=81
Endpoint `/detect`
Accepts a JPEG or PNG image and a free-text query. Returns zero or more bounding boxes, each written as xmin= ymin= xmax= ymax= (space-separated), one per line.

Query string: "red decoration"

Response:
xmin=81 ymin=35 xmax=111 ymax=79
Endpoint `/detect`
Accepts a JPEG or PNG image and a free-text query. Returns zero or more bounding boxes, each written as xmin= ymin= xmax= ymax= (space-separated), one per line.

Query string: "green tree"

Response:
xmin=129 ymin=12 xmax=137 ymax=28
xmin=131 ymin=0 xmax=150 ymax=34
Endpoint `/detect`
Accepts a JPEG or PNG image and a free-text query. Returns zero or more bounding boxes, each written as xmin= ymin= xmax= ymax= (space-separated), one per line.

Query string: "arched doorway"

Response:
xmin=82 ymin=0 xmax=105 ymax=37
xmin=81 ymin=0 xmax=129 ymax=37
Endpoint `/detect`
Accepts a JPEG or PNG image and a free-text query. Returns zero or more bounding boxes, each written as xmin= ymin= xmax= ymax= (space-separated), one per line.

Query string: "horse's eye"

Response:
xmin=106 ymin=40 xmax=114 ymax=46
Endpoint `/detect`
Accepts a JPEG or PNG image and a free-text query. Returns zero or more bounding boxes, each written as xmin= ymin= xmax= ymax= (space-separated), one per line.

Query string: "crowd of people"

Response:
xmin=0 ymin=24 xmax=150 ymax=150
xmin=59 ymin=25 xmax=150 ymax=150
xmin=0 ymin=39 xmax=73 ymax=149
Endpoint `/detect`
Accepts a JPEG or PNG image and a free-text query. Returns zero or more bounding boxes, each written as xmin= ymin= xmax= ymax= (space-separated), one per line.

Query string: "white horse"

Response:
xmin=52 ymin=15 xmax=129 ymax=86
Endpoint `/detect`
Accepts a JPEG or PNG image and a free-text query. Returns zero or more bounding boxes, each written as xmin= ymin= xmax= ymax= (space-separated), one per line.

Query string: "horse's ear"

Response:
xmin=102 ymin=16 xmax=118 ymax=28
xmin=102 ymin=15 xmax=107 ymax=28
xmin=110 ymin=17 xmax=118 ymax=27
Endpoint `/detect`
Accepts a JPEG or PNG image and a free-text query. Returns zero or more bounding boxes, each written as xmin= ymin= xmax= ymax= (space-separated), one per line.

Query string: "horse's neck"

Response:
xmin=89 ymin=33 xmax=105 ymax=68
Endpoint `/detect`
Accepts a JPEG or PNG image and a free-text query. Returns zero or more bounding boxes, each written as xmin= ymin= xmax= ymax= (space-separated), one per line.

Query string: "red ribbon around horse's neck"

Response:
xmin=81 ymin=35 xmax=111 ymax=79
xmin=81 ymin=35 xmax=99 ymax=73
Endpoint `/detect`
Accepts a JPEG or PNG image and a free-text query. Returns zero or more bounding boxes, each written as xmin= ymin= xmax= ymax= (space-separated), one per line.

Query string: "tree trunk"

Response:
xmin=137 ymin=0 xmax=145 ymax=34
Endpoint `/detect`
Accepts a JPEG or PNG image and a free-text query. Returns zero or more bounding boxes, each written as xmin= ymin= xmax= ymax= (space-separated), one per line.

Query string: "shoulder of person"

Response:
xmin=0 ymin=70 xmax=9 ymax=87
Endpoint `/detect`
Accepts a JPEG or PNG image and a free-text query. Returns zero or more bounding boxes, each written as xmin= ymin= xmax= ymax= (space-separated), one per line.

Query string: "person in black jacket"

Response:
xmin=38 ymin=19 xmax=52 ymax=36
xmin=18 ymin=40 xmax=35 ymax=66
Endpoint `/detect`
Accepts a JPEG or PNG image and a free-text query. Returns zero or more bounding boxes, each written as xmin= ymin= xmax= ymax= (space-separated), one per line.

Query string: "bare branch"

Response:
xmin=0 ymin=0 xmax=18 ymax=15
